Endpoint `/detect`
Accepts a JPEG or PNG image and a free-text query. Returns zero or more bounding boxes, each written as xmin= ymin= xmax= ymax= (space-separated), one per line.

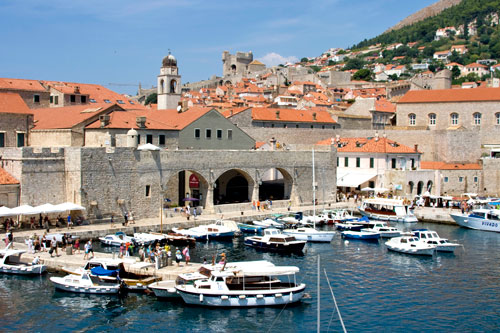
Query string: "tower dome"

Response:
xmin=162 ymin=53 xmax=177 ymax=67
xmin=126 ymin=128 xmax=138 ymax=148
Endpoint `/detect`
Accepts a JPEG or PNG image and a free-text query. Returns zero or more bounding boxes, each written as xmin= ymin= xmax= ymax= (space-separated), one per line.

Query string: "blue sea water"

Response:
xmin=1 ymin=222 xmax=500 ymax=332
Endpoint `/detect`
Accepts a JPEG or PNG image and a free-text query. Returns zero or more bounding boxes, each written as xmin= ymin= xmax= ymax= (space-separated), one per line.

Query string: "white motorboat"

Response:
xmin=450 ymin=208 xmax=500 ymax=232
xmin=385 ymin=236 xmax=436 ymax=256
xmin=412 ymin=229 xmax=461 ymax=253
xmin=252 ymin=218 xmax=284 ymax=229
xmin=244 ymin=228 xmax=306 ymax=252
xmin=133 ymin=233 xmax=163 ymax=246
xmin=175 ymin=264 xmax=306 ymax=307
xmin=282 ymin=227 xmax=335 ymax=242
xmin=320 ymin=209 xmax=357 ymax=224
xmin=0 ymin=249 xmax=46 ymax=275
xmin=361 ymin=221 xmax=401 ymax=238
xmin=99 ymin=232 xmax=135 ymax=246
xmin=50 ymin=271 xmax=122 ymax=294
xmin=359 ymin=198 xmax=418 ymax=223
xmin=172 ymin=224 xmax=235 ymax=241
xmin=214 ymin=219 xmax=242 ymax=235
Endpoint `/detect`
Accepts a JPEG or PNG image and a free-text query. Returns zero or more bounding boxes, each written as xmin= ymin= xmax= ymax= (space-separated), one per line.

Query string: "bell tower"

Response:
xmin=157 ymin=51 xmax=181 ymax=110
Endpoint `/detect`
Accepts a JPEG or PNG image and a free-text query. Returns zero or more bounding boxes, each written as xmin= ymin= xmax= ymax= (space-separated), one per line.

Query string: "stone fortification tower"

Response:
xmin=432 ymin=69 xmax=452 ymax=90
xmin=157 ymin=52 xmax=181 ymax=110
xmin=222 ymin=51 xmax=254 ymax=77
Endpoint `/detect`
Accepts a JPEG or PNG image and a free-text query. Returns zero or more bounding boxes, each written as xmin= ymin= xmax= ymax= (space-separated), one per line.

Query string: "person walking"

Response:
xmin=175 ymin=249 xmax=182 ymax=266
xmin=50 ymin=237 xmax=58 ymax=257
xmin=257 ymin=200 xmax=261 ymax=211
xmin=74 ymin=238 xmax=80 ymax=254
xmin=183 ymin=246 xmax=190 ymax=266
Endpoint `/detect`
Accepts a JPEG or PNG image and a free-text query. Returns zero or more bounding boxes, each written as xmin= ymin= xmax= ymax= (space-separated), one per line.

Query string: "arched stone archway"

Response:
xmin=164 ymin=170 xmax=209 ymax=208
xmin=426 ymin=180 xmax=433 ymax=193
xmin=417 ymin=181 xmax=424 ymax=196
xmin=170 ymin=79 xmax=177 ymax=93
xmin=408 ymin=181 xmax=414 ymax=196
xmin=160 ymin=79 xmax=165 ymax=94
xmin=258 ymin=167 xmax=293 ymax=201
xmin=214 ymin=169 xmax=253 ymax=204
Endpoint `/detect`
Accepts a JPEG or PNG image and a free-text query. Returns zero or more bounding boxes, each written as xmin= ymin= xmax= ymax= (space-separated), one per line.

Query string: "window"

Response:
xmin=337 ymin=157 xmax=339 ymax=167
xmin=206 ymin=129 xmax=212 ymax=139
xmin=296 ymin=124 xmax=299 ymax=128
xmin=411 ymin=158 xmax=415 ymax=169
xmin=391 ymin=158 xmax=396 ymax=169
xmin=129 ymin=101 xmax=135 ymax=105
xmin=117 ymin=100 xmax=125 ymax=104
xmin=216 ymin=129 xmax=222 ymax=139
xmin=271 ymin=124 xmax=274 ymax=128
xmin=322 ymin=125 xmax=325 ymax=129
xmin=409 ymin=114 xmax=416 ymax=126
xmin=89 ymin=98 xmax=96 ymax=103
xmin=70 ymin=95 xmax=76 ymax=103
xmin=474 ymin=176 xmax=478 ymax=182
xmin=450 ymin=113 xmax=459 ymax=125
xmin=283 ymin=124 xmax=287 ymax=128
xmin=159 ymin=135 xmax=165 ymax=145
xmin=33 ymin=94 xmax=40 ymax=103
xmin=496 ymin=113 xmax=500 ymax=125
xmin=145 ymin=185 xmax=151 ymax=197
xmin=310 ymin=125 xmax=314 ymax=129
xmin=81 ymin=96 xmax=87 ymax=103
xmin=54 ymin=96 xmax=59 ymax=105
xmin=137 ymin=134 xmax=141 ymax=145
xmin=356 ymin=157 xmax=360 ymax=168
xmin=146 ymin=134 xmax=153 ymax=144
xmin=17 ymin=132 xmax=25 ymax=147
xmin=459 ymin=177 xmax=463 ymax=182
xmin=49 ymin=96 xmax=53 ymax=103
xmin=473 ymin=112 xmax=481 ymax=125
xmin=0 ymin=133 xmax=4 ymax=147
xmin=194 ymin=128 xmax=201 ymax=139
xmin=344 ymin=157 xmax=349 ymax=167
xmin=227 ymin=129 xmax=232 ymax=140
xmin=370 ymin=158 xmax=374 ymax=168
xmin=444 ymin=177 xmax=448 ymax=183
xmin=104 ymin=99 xmax=111 ymax=103
xmin=428 ymin=113 xmax=436 ymax=126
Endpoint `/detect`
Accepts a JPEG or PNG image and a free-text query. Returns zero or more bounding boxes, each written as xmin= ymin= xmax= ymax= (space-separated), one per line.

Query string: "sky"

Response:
xmin=0 ymin=0 xmax=438 ymax=95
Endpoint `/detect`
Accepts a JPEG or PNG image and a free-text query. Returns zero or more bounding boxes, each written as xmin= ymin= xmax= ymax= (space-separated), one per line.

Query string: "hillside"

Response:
xmin=385 ymin=0 xmax=463 ymax=33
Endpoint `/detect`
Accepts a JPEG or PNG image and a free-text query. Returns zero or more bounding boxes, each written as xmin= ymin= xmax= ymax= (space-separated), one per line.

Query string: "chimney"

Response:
xmin=375 ymin=131 xmax=379 ymax=141
xmin=335 ymin=134 xmax=340 ymax=142
xmin=312 ymin=112 xmax=317 ymax=120
xmin=275 ymin=110 xmax=280 ymax=119
xmin=136 ymin=116 xmax=146 ymax=128
xmin=74 ymin=86 xmax=80 ymax=94
xmin=99 ymin=115 xmax=110 ymax=128
xmin=414 ymin=144 xmax=419 ymax=152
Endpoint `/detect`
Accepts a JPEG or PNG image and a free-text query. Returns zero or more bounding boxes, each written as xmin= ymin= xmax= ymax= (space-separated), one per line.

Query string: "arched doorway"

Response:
xmin=165 ymin=170 xmax=208 ymax=208
xmin=427 ymin=180 xmax=433 ymax=193
xmin=258 ymin=168 xmax=292 ymax=200
xmin=417 ymin=181 xmax=424 ymax=196
xmin=408 ymin=181 xmax=414 ymax=196
xmin=214 ymin=169 xmax=252 ymax=204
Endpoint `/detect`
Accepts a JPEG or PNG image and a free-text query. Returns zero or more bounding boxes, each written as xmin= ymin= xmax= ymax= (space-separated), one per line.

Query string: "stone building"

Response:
xmin=157 ymin=53 xmax=181 ymax=110
xmin=0 ymin=78 xmax=50 ymax=109
xmin=0 ymin=167 xmax=19 ymax=207
xmin=222 ymin=51 xmax=255 ymax=77
xmin=0 ymin=92 xmax=34 ymax=147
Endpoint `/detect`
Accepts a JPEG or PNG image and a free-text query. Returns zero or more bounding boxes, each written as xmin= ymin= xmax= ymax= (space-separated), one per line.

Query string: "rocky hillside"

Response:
xmin=385 ymin=0 xmax=463 ymax=33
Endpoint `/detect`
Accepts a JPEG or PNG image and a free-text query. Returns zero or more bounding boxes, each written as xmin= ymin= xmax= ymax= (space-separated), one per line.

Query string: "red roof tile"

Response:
xmin=32 ymin=104 xmax=116 ymax=129
xmin=0 ymin=167 xmax=19 ymax=185
xmin=0 ymin=92 xmax=32 ymax=114
xmin=420 ymin=161 xmax=481 ymax=170
xmin=0 ymin=78 xmax=46 ymax=92
xmin=316 ymin=136 xmax=420 ymax=154
xmin=374 ymin=98 xmax=396 ymax=113
xmin=399 ymin=87 xmax=500 ymax=103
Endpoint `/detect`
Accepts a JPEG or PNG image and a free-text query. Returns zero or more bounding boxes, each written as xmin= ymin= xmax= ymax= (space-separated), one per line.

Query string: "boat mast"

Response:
xmin=317 ymin=254 xmax=320 ymax=333
xmin=313 ymin=149 xmax=316 ymax=218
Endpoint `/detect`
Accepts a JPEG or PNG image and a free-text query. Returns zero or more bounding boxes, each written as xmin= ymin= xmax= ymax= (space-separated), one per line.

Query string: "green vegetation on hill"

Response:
xmin=353 ymin=0 xmax=500 ymax=59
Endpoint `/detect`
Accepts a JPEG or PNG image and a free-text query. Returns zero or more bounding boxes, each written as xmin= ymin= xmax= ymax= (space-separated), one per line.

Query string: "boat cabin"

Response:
xmin=470 ymin=209 xmax=500 ymax=220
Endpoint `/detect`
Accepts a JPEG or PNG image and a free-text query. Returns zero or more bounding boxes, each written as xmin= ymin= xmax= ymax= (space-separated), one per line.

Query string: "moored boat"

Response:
xmin=282 ymin=227 xmax=335 ymax=242
xmin=238 ymin=223 xmax=265 ymax=233
xmin=175 ymin=264 xmax=306 ymax=307
xmin=341 ymin=230 xmax=380 ymax=240
xmin=0 ymin=249 xmax=46 ymax=275
xmin=244 ymin=228 xmax=306 ymax=253
xmin=450 ymin=209 xmax=500 ymax=232
xmin=412 ymin=229 xmax=460 ymax=252
xmin=99 ymin=232 xmax=135 ymax=247
xmin=359 ymin=198 xmax=418 ymax=223
xmin=361 ymin=221 xmax=401 ymax=238
xmin=50 ymin=271 xmax=122 ymax=294
xmin=385 ymin=236 xmax=436 ymax=256
xmin=172 ymin=224 xmax=235 ymax=241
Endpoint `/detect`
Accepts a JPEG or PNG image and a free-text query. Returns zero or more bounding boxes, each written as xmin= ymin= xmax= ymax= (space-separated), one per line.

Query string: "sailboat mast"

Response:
xmin=312 ymin=149 xmax=316 ymax=217
xmin=317 ymin=254 xmax=320 ymax=333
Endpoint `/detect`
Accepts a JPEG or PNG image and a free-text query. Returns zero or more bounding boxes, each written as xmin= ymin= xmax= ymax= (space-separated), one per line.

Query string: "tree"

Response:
xmin=145 ymin=93 xmax=157 ymax=105
xmin=451 ymin=65 xmax=461 ymax=79
xmin=300 ymin=57 xmax=309 ymax=63
xmin=344 ymin=58 xmax=365 ymax=70
xmin=352 ymin=69 xmax=372 ymax=81
xmin=428 ymin=64 xmax=436 ymax=72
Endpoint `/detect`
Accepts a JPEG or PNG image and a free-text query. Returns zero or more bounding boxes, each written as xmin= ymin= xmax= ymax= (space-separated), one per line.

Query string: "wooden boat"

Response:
xmin=359 ymin=198 xmax=418 ymax=223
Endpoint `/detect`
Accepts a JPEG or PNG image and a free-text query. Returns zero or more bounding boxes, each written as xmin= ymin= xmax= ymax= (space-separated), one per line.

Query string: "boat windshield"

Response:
xmin=430 ymin=232 xmax=439 ymax=238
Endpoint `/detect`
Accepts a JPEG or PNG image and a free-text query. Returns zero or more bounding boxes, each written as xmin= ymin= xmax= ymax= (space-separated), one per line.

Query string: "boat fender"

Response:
xmin=289 ymin=292 xmax=293 ymax=301
xmin=199 ymin=294 xmax=204 ymax=303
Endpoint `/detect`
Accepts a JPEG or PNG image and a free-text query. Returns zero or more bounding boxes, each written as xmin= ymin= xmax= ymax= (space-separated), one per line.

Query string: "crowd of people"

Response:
xmin=135 ymin=243 xmax=191 ymax=267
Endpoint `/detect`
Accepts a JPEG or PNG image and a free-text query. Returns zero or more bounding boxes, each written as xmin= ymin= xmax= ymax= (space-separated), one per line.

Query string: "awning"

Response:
xmin=337 ymin=172 xmax=376 ymax=187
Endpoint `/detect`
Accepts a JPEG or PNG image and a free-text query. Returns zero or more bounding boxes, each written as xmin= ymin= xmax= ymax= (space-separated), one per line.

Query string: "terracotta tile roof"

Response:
xmin=0 ymin=78 xmax=46 ymax=92
xmin=0 ymin=167 xmax=19 ymax=185
xmin=252 ymin=108 xmax=336 ymax=124
xmin=32 ymin=104 xmax=116 ymax=129
xmin=374 ymin=98 xmax=396 ymax=113
xmin=249 ymin=60 xmax=264 ymax=65
xmin=316 ymin=136 xmax=420 ymax=154
xmin=85 ymin=106 xmax=213 ymax=130
xmin=465 ymin=63 xmax=488 ymax=69
xmin=0 ymin=92 xmax=32 ymax=114
xmin=398 ymin=87 xmax=500 ymax=103
xmin=221 ymin=107 xmax=251 ymax=118
xmin=255 ymin=141 xmax=266 ymax=149
xmin=420 ymin=161 xmax=481 ymax=170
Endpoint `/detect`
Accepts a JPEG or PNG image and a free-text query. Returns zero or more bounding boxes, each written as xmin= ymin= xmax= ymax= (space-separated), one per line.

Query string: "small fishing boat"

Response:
xmin=172 ymin=224 xmax=235 ymax=241
xmin=385 ymin=236 xmax=436 ymax=256
xmin=320 ymin=209 xmax=357 ymax=224
xmin=0 ymin=249 xmax=46 ymax=275
xmin=359 ymin=198 xmax=418 ymax=223
xmin=335 ymin=223 xmax=364 ymax=231
xmin=412 ymin=229 xmax=461 ymax=253
xmin=99 ymin=232 xmax=135 ymax=247
xmin=450 ymin=208 xmax=500 ymax=232
xmin=282 ymin=227 xmax=335 ymax=242
xmin=341 ymin=230 xmax=380 ymax=240
xmin=252 ymin=218 xmax=284 ymax=229
xmin=175 ymin=264 xmax=306 ymax=307
xmin=50 ymin=271 xmax=122 ymax=294
xmin=244 ymin=228 xmax=306 ymax=253
xmin=361 ymin=221 xmax=401 ymax=238
xmin=238 ymin=223 xmax=265 ymax=234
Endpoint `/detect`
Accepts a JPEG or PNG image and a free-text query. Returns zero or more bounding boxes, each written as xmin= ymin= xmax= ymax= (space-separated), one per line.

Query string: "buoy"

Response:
xmin=199 ymin=294 xmax=204 ymax=302
xmin=344 ymin=240 xmax=349 ymax=245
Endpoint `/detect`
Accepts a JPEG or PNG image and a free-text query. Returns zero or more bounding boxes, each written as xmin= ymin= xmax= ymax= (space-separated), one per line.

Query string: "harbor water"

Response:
xmin=1 ymin=222 xmax=500 ymax=332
